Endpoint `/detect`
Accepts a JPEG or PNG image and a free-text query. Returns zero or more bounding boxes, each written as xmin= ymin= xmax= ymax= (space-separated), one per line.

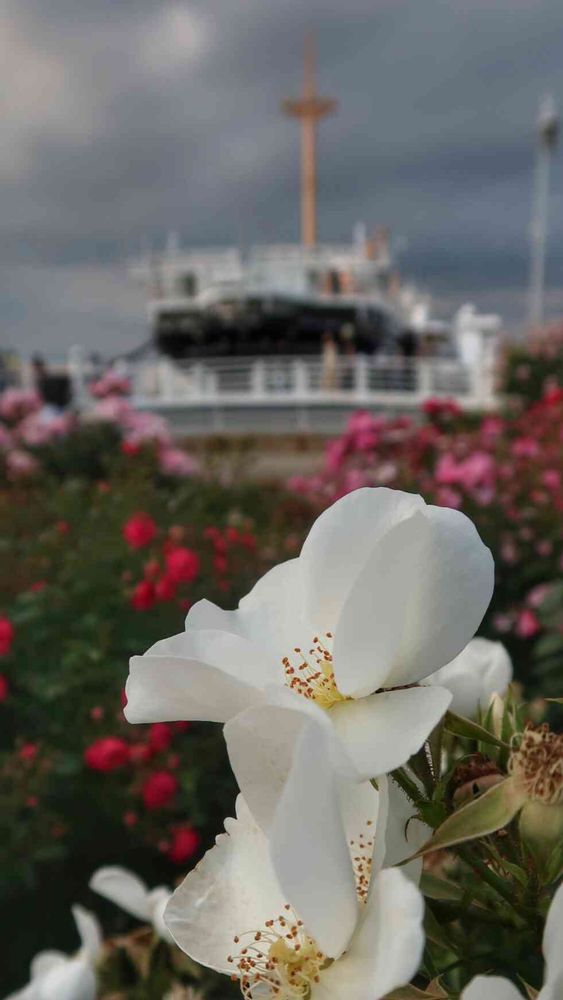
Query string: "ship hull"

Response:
xmin=154 ymin=295 xmax=399 ymax=358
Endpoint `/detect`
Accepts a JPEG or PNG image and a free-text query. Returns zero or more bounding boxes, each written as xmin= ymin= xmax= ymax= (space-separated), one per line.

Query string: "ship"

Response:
xmin=129 ymin=231 xmax=453 ymax=360
xmin=129 ymin=39 xmax=463 ymax=363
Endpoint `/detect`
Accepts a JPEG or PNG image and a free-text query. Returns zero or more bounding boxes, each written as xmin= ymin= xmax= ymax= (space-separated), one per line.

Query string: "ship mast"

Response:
xmin=282 ymin=36 xmax=337 ymax=247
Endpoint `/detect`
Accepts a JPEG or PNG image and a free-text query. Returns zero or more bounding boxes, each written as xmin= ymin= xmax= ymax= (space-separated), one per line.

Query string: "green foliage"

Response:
xmin=0 ymin=462 xmax=311 ymax=994
xmin=502 ymin=329 xmax=563 ymax=405
xmin=0 ymin=425 xmax=561 ymax=997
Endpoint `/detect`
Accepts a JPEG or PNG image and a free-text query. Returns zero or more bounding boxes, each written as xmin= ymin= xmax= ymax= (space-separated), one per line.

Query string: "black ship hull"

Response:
xmin=154 ymin=296 xmax=402 ymax=359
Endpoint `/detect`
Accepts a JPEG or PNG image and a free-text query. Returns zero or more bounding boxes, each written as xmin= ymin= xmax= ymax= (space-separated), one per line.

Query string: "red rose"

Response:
xmin=149 ymin=722 xmax=173 ymax=753
xmin=123 ymin=513 xmax=157 ymax=549
xmin=0 ymin=674 xmax=8 ymax=702
xmin=167 ymin=824 xmax=201 ymax=864
xmin=516 ymin=608 xmax=541 ymax=639
xmin=213 ymin=553 xmax=228 ymax=575
xmin=131 ymin=580 xmax=155 ymax=611
xmin=212 ymin=536 xmax=227 ymax=556
xmin=141 ymin=770 xmax=178 ymax=810
xmin=84 ymin=736 xmax=129 ymax=772
xmin=18 ymin=742 xmax=39 ymax=762
xmin=0 ymin=617 xmax=15 ymax=656
xmin=121 ymin=440 xmax=141 ymax=457
xmin=240 ymin=531 xmax=257 ymax=551
xmin=165 ymin=547 xmax=200 ymax=584
xmin=154 ymin=574 xmax=177 ymax=602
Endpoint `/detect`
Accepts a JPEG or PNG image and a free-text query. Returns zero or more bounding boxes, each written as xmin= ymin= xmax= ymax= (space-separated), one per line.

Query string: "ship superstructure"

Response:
xmin=129 ymin=39 xmax=497 ymax=366
xmin=128 ymin=231 xmax=446 ymax=358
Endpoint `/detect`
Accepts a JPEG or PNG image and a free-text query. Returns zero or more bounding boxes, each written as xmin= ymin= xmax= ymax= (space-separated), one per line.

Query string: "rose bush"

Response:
xmin=0 ymin=457 xmax=308 ymax=993
xmin=502 ymin=320 xmax=563 ymax=405
xmin=289 ymin=393 xmax=563 ymax=697
xmin=1 ymin=362 xmax=562 ymax=996
xmin=4 ymin=487 xmax=561 ymax=1000
xmin=0 ymin=383 xmax=198 ymax=484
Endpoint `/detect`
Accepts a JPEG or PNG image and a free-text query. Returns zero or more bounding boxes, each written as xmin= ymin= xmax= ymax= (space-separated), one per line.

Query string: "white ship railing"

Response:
xmin=65 ymin=352 xmax=498 ymax=433
xmin=141 ymin=356 xmax=494 ymax=406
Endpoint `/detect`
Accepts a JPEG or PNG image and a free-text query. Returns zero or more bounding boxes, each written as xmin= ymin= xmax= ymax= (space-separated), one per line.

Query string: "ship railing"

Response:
xmin=99 ymin=354 xmax=496 ymax=411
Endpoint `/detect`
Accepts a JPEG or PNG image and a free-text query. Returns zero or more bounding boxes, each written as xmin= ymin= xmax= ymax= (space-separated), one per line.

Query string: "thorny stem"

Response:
xmin=387 ymin=767 xmax=423 ymax=806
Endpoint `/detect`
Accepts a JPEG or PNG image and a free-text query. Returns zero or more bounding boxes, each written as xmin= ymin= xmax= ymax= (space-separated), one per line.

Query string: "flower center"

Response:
xmin=227 ymin=816 xmax=377 ymax=1000
xmin=282 ymin=634 xmax=347 ymax=711
xmin=228 ymin=905 xmax=327 ymax=1000
xmin=509 ymin=724 xmax=563 ymax=806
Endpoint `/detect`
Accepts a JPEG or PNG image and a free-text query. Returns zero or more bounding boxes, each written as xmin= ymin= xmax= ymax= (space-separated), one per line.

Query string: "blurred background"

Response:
xmin=0 ymin=1 xmax=562 ymax=996
xmin=0 ymin=0 xmax=562 ymax=359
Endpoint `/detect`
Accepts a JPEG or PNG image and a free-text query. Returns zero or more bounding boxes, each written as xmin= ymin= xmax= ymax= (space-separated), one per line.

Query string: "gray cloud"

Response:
xmin=1 ymin=0 xmax=562 ymax=358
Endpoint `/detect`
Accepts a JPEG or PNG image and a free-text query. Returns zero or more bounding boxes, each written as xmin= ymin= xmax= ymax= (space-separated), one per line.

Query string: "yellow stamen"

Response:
xmin=282 ymin=634 xmax=347 ymax=711
xmin=228 ymin=907 xmax=326 ymax=1000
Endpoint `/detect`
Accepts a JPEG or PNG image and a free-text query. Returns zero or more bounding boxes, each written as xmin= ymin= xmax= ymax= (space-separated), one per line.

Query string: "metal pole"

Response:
xmin=529 ymin=143 xmax=551 ymax=327
xmin=301 ymin=117 xmax=317 ymax=247
xmin=528 ymin=94 xmax=559 ymax=329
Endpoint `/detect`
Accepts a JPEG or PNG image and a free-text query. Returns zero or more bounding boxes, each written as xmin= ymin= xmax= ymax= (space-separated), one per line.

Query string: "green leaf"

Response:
xmin=536 ymin=580 xmax=563 ymax=617
xmin=419 ymin=873 xmax=463 ymax=901
xmin=424 ymin=906 xmax=451 ymax=950
xmin=545 ymin=838 xmax=563 ymax=883
xmin=444 ymin=711 xmax=509 ymax=748
xmin=500 ymin=860 xmax=529 ymax=887
xmin=418 ymin=800 xmax=448 ymax=830
xmin=535 ymin=636 xmax=563 ymax=662
xmin=410 ymin=777 xmax=526 ymax=858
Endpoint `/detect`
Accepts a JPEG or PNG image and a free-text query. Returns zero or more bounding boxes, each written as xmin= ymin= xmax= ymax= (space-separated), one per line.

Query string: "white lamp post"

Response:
xmin=528 ymin=93 xmax=559 ymax=329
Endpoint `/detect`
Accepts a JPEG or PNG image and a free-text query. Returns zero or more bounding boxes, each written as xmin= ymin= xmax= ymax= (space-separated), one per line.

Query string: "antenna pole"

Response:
xmin=528 ymin=94 xmax=559 ymax=328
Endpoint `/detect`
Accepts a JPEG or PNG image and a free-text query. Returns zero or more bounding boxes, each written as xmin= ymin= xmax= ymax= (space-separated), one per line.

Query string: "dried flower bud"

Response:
xmin=509 ymin=724 xmax=563 ymax=870
xmin=450 ymin=754 xmax=504 ymax=807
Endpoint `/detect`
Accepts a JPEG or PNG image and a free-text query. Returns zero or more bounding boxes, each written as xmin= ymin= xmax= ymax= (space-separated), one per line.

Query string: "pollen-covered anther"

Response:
xmin=509 ymin=723 xmax=563 ymax=806
xmin=229 ymin=908 xmax=327 ymax=1000
xmin=282 ymin=634 xmax=347 ymax=711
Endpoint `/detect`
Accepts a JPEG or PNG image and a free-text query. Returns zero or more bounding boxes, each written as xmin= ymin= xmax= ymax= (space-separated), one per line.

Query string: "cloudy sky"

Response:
xmin=1 ymin=0 xmax=563 ymax=359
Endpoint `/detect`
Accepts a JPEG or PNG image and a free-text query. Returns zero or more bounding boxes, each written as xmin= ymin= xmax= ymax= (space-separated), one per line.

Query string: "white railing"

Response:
xmin=67 ymin=351 xmax=497 ymax=414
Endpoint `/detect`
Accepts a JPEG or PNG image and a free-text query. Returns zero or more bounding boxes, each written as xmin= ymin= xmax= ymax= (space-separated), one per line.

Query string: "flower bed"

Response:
xmin=3 ymin=485 xmax=561 ymax=1000
xmin=0 ymin=460 xmax=309 ymax=991
xmin=1 ymin=376 xmax=562 ymax=996
xmin=0 ymin=384 xmax=198 ymax=484
xmin=290 ymin=395 xmax=563 ymax=698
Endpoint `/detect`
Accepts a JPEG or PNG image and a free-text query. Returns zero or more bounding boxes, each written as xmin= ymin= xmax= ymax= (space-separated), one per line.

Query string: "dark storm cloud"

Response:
xmin=1 ymin=0 xmax=563 ymax=356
